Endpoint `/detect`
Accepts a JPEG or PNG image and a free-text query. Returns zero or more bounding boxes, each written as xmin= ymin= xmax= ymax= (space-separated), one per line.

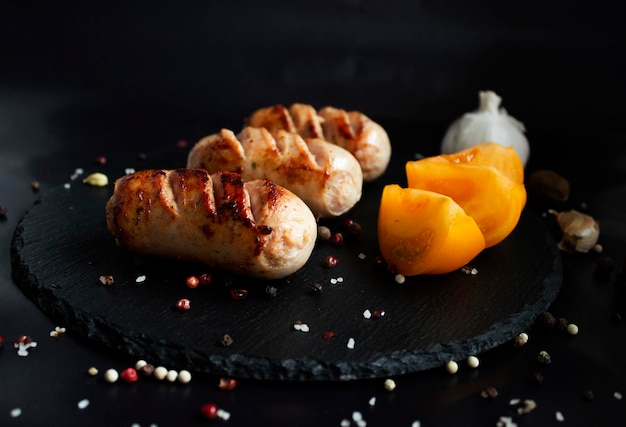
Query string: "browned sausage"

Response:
xmin=105 ymin=169 xmax=317 ymax=279
xmin=246 ymin=103 xmax=391 ymax=181
xmin=187 ymin=126 xmax=363 ymax=219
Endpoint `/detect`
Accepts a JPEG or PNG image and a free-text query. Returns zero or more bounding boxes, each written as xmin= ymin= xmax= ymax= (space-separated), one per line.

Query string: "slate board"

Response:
xmin=10 ymin=146 xmax=562 ymax=381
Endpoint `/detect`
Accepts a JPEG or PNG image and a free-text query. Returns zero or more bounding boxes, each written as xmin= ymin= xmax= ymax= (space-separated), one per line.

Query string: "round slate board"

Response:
xmin=11 ymin=146 xmax=562 ymax=381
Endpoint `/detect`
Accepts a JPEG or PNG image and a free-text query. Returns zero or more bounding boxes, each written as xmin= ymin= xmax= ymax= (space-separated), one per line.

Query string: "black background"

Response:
xmin=1 ymin=1 xmax=625 ymax=426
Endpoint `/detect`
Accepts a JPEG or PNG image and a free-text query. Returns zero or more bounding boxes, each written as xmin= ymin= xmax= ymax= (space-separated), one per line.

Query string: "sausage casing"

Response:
xmin=105 ymin=169 xmax=317 ymax=279
xmin=246 ymin=103 xmax=391 ymax=181
xmin=187 ymin=126 xmax=363 ymax=219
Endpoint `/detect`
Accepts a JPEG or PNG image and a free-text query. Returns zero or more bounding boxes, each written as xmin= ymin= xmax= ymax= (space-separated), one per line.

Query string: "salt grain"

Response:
xmin=340 ymin=419 xmax=350 ymax=427
xmin=217 ymin=409 xmax=231 ymax=421
xmin=358 ymin=253 xmax=366 ymax=260
xmin=347 ymin=337 xmax=355 ymax=349
xmin=614 ymin=391 xmax=623 ymax=400
xmin=411 ymin=422 xmax=421 ymax=427
xmin=77 ymin=399 xmax=90 ymax=409
xmin=10 ymin=408 xmax=22 ymax=418
xmin=368 ymin=396 xmax=376 ymax=406
xmin=555 ymin=411 xmax=565 ymax=422
xmin=125 ymin=168 xmax=136 ymax=174
xmin=135 ymin=275 xmax=146 ymax=283
xmin=363 ymin=309 xmax=372 ymax=319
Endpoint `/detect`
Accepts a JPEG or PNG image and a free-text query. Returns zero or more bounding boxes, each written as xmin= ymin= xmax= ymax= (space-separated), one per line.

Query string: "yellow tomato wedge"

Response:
xmin=406 ymin=154 xmax=526 ymax=248
xmin=378 ymin=185 xmax=486 ymax=276
xmin=439 ymin=142 xmax=525 ymax=184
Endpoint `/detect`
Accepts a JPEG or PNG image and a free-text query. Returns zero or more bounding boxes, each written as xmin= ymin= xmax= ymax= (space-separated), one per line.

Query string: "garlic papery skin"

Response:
xmin=549 ymin=209 xmax=600 ymax=253
xmin=441 ymin=91 xmax=530 ymax=166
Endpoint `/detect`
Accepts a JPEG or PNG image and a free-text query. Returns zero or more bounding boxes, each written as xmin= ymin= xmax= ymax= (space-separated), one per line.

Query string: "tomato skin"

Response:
xmin=438 ymin=142 xmax=525 ymax=184
xmin=405 ymin=142 xmax=527 ymax=248
xmin=378 ymin=185 xmax=485 ymax=276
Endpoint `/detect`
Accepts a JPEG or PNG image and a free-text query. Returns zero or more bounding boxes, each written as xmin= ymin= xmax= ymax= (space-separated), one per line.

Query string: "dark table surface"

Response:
xmin=2 ymin=2 xmax=625 ymax=426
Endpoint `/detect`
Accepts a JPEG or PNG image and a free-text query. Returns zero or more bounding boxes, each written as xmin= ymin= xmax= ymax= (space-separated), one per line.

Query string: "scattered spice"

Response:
xmin=175 ymin=298 xmax=191 ymax=311
xmin=14 ymin=335 xmax=37 ymax=356
xmin=481 ymin=386 xmax=499 ymax=399
xmin=537 ymin=350 xmax=552 ymax=364
xmin=77 ymin=399 xmax=90 ymax=410
xmin=467 ymin=355 xmax=480 ymax=368
xmin=139 ymin=363 xmax=155 ymax=377
xmin=265 ymin=285 xmax=278 ymax=298
xmin=331 ymin=232 xmax=344 ymax=245
xmin=383 ymin=378 xmax=396 ymax=391
xmin=566 ymin=323 xmax=579 ymax=335
xmin=10 ymin=408 xmax=22 ymax=418
xmin=201 ymin=403 xmax=219 ymax=420
xmin=186 ymin=276 xmax=199 ymax=288
xmin=342 ymin=218 xmax=362 ymax=236
xmin=329 ymin=277 xmax=344 ymax=284
xmin=104 ymin=369 xmax=119 ymax=383
xmin=87 ymin=367 xmax=98 ymax=376
xmin=135 ymin=360 xmax=147 ymax=370
xmin=120 ymin=367 xmax=139 ymax=383
xmin=394 ymin=273 xmax=406 ymax=284
xmin=322 ymin=255 xmax=339 ymax=268
xmin=293 ymin=321 xmax=310 ymax=332
xmin=230 ymin=289 xmax=248 ymax=300
xmin=166 ymin=369 xmax=178 ymax=382
xmin=95 ymin=155 xmax=107 ymax=165
xmin=368 ymin=396 xmax=376 ymax=406
xmin=347 ymin=337 xmax=356 ymax=349
xmin=153 ymin=366 xmax=168 ymax=380
xmin=220 ymin=333 xmax=234 ymax=347
xmin=317 ymin=225 xmax=331 ymax=241
xmin=311 ymin=283 xmax=323 ymax=295
xmin=555 ymin=411 xmax=565 ymax=422
xmin=49 ymin=326 xmax=66 ymax=337
xmin=98 ymin=275 xmax=114 ymax=286
xmin=323 ymin=331 xmax=336 ymax=341
xmin=373 ymin=309 xmax=386 ymax=318
xmin=445 ymin=360 xmax=459 ymax=374
xmin=82 ymin=172 xmax=109 ymax=187
xmin=218 ymin=378 xmax=237 ymax=390
xmin=135 ymin=275 xmax=146 ymax=283
xmin=198 ymin=273 xmax=212 ymax=286
xmin=362 ymin=309 xmax=372 ymax=319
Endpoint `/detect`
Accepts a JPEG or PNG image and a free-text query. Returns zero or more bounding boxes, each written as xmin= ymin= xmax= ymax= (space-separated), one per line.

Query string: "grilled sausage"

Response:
xmin=187 ymin=126 xmax=363 ymax=219
xmin=105 ymin=169 xmax=317 ymax=280
xmin=246 ymin=103 xmax=391 ymax=181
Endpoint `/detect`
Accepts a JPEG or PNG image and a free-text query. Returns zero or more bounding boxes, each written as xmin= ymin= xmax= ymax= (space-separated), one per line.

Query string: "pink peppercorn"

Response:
xmin=198 ymin=273 xmax=212 ymax=286
xmin=218 ymin=378 xmax=237 ymax=390
xmin=176 ymin=298 xmax=191 ymax=311
xmin=201 ymin=403 xmax=219 ymax=420
xmin=120 ymin=367 xmax=138 ymax=383
xmin=186 ymin=276 xmax=199 ymax=289
xmin=230 ymin=289 xmax=248 ymax=300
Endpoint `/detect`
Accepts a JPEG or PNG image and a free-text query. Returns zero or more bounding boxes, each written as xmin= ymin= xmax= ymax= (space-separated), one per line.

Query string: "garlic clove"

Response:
xmin=549 ymin=209 xmax=600 ymax=253
xmin=441 ymin=91 xmax=530 ymax=166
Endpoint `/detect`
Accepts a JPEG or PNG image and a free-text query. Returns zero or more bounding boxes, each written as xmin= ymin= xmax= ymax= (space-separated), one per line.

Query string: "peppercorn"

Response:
xmin=218 ymin=378 xmax=237 ymax=390
xmin=322 ymin=255 xmax=339 ymax=268
xmin=201 ymin=403 xmax=219 ymax=420
xmin=311 ymin=283 xmax=324 ymax=295
xmin=537 ymin=350 xmax=552 ymax=364
xmin=176 ymin=298 xmax=191 ymax=311
xmin=331 ymin=232 xmax=344 ymax=245
xmin=342 ymin=219 xmax=363 ymax=236
xmin=230 ymin=289 xmax=248 ymax=300
xmin=220 ymin=334 xmax=234 ymax=347
xmin=481 ymin=386 xmax=498 ymax=399
xmin=120 ymin=367 xmax=138 ymax=383
xmin=139 ymin=363 xmax=155 ymax=377
xmin=186 ymin=276 xmax=199 ymax=288
xmin=198 ymin=273 xmax=212 ymax=286
xmin=373 ymin=309 xmax=386 ymax=318
xmin=265 ymin=285 xmax=278 ymax=299
xmin=317 ymin=225 xmax=331 ymax=241
xmin=323 ymin=331 xmax=336 ymax=341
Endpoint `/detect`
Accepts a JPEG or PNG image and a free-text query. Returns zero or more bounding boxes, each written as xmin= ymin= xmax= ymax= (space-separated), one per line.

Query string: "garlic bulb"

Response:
xmin=549 ymin=209 xmax=600 ymax=253
xmin=441 ymin=91 xmax=530 ymax=166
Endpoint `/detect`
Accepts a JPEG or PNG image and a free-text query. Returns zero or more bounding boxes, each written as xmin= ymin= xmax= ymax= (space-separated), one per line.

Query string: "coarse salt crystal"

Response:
xmin=217 ymin=409 xmax=231 ymax=420
xmin=347 ymin=337 xmax=355 ymax=349
xmin=340 ymin=419 xmax=350 ymax=427
xmin=135 ymin=275 xmax=146 ymax=283
xmin=363 ymin=309 xmax=372 ymax=319
xmin=64 ymin=183 xmax=71 ymax=189
xmin=411 ymin=422 xmax=421 ymax=427
xmin=10 ymin=408 xmax=22 ymax=418
xmin=77 ymin=399 xmax=90 ymax=409
xmin=300 ymin=324 xmax=310 ymax=333
xmin=125 ymin=168 xmax=136 ymax=174
xmin=614 ymin=391 xmax=623 ymax=400
xmin=358 ymin=253 xmax=366 ymax=259
xmin=368 ymin=396 xmax=376 ymax=406
xmin=352 ymin=411 xmax=363 ymax=422
xmin=555 ymin=411 xmax=564 ymax=422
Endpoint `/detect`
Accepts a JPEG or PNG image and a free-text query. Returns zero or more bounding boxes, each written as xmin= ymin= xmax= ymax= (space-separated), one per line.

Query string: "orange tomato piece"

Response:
xmin=378 ymin=185 xmax=486 ymax=276
xmin=406 ymin=151 xmax=526 ymax=248
xmin=438 ymin=142 xmax=524 ymax=184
